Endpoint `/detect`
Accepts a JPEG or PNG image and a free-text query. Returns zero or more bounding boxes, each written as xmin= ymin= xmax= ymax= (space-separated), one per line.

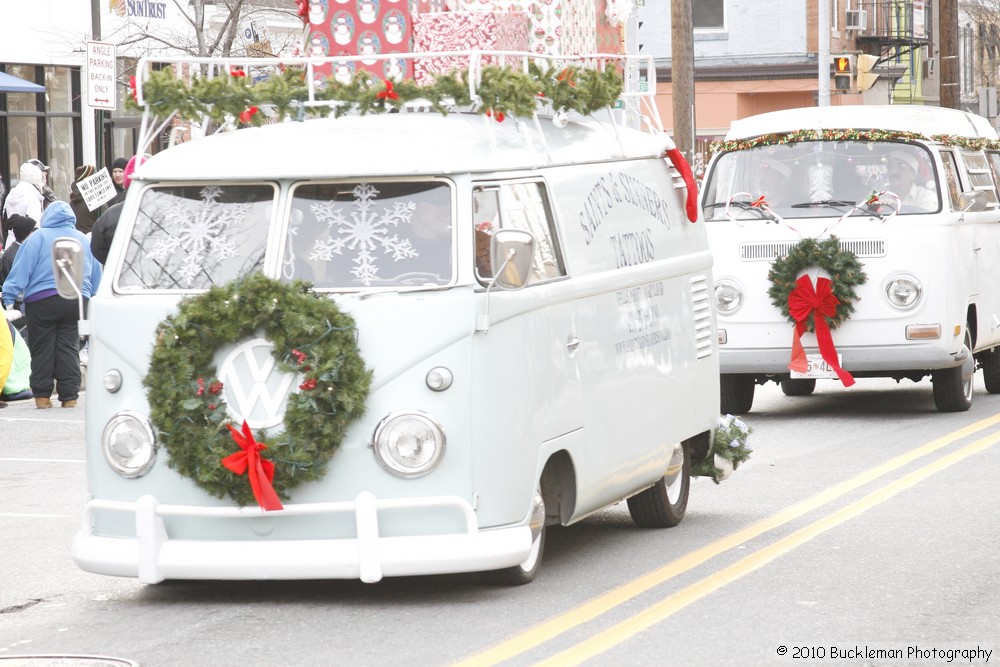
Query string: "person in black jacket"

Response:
xmin=91 ymin=154 xmax=144 ymax=265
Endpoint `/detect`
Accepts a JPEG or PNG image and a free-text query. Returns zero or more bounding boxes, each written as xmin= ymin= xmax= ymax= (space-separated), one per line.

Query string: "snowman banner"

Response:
xmin=306 ymin=0 xmax=415 ymax=80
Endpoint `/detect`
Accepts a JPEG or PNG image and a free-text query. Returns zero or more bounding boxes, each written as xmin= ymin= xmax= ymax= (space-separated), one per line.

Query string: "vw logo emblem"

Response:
xmin=217 ymin=338 xmax=298 ymax=430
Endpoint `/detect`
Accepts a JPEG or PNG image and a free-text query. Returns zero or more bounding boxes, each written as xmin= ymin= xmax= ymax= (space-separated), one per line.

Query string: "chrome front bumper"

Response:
xmin=72 ymin=492 xmax=532 ymax=583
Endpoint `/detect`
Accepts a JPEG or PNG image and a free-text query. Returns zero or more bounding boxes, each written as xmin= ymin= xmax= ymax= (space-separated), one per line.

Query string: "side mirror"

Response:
xmin=51 ymin=237 xmax=85 ymax=300
xmin=490 ymin=229 xmax=534 ymax=290
xmin=959 ymin=190 xmax=990 ymax=213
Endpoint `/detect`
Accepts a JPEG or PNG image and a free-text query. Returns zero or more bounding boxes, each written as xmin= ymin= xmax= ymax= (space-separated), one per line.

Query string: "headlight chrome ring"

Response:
xmin=102 ymin=410 xmax=157 ymax=478
xmin=885 ymin=274 xmax=922 ymax=310
xmin=714 ymin=279 xmax=745 ymax=314
xmin=371 ymin=411 xmax=446 ymax=478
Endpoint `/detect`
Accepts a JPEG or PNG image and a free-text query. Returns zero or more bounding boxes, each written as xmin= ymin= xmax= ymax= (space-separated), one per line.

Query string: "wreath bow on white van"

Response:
xmin=766 ymin=237 xmax=867 ymax=388
xmin=143 ymin=274 xmax=373 ymax=510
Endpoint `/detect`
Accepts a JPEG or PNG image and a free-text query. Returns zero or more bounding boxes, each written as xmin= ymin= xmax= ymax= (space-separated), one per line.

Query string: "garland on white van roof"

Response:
xmin=143 ymin=274 xmax=372 ymax=510
xmin=127 ymin=63 xmax=623 ymax=124
xmin=710 ymin=129 xmax=1000 ymax=153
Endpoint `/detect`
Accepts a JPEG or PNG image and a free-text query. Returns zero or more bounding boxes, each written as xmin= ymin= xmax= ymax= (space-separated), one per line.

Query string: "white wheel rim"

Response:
xmin=664 ymin=443 xmax=685 ymax=505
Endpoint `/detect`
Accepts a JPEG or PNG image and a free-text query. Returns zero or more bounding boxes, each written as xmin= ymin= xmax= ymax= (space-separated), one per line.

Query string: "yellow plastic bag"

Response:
xmin=0 ymin=320 xmax=12 ymax=390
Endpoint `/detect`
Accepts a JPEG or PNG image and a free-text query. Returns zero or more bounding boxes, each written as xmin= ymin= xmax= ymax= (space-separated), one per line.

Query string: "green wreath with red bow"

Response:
xmin=143 ymin=273 xmax=372 ymax=509
xmin=766 ymin=237 xmax=867 ymax=387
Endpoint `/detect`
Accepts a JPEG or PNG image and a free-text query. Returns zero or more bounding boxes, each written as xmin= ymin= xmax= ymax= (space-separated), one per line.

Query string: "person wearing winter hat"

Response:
xmin=109 ymin=157 xmax=128 ymax=204
xmin=69 ymin=164 xmax=99 ymax=234
xmin=91 ymin=154 xmax=148 ymax=265
xmin=2 ymin=161 xmax=45 ymax=248
xmin=0 ymin=214 xmax=37 ymax=288
xmin=26 ymin=158 xmax=58 ymax=207
xmin=2 ymin=201 xmax=102 ymax=408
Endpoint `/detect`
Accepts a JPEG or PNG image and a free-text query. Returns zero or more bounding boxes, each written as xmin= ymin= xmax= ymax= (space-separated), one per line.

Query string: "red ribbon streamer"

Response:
xmin=665 ymin=148 xmax=699 ymax=223
xmin=221 ymin=420 xmax=284 ymax=511
xmin=787 ymin=274 xmax=855 ymax=387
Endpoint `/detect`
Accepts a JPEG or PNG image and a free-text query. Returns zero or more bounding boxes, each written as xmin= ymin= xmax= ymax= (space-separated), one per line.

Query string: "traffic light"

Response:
xmin=833 ymin=55 xmax=854 ymax=91
xmin=856 ymin=53 xmax=879 ymax=91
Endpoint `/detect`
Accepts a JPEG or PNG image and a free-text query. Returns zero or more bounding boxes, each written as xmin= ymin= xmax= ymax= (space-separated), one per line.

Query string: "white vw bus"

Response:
xmin=70 ymin=54 xmax=719 ymax=585
xmin=701 ymin=105 xmax=1000 ymax=414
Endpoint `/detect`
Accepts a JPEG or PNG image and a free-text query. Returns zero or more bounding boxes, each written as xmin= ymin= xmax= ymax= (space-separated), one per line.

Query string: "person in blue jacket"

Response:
xmin=1 ymin=201 xmax=101 ymax=409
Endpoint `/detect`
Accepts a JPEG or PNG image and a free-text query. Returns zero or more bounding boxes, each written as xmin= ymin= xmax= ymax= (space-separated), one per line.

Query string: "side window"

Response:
xmin=473 ymin=181 xmax=565 ymax=286
xmin=939 ymin=151 xmax=963 ymax=210
xmin=977 ymin=151 xmax=1000 ymax=209
xmin=118 ymin=183 xmax=273 ymax=290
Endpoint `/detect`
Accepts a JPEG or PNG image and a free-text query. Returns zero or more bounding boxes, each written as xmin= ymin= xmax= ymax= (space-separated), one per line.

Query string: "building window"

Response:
xmin=693 ymin=0 xmax=725 ymax=30
xmin=0 ymin=64 xmax=82 ymax=202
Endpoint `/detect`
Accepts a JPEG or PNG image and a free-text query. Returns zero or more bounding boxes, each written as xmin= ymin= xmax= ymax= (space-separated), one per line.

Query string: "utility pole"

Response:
xmin=818 ymin=0 xmax=830 ymax=106
xmin=939 ymin=0 xmax=960 ymax=109
xmin=671 ymin=0 xmax=694 ymax=158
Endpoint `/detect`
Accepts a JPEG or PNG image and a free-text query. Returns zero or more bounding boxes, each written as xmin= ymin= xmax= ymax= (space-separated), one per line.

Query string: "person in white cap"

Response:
xmin=887 ymin=150 xmax=938 ymax=212
xmin=2 ymin=161 xmax=46 ymax=249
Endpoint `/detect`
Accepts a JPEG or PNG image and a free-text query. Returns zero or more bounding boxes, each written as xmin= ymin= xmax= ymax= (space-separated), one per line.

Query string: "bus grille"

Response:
xmin=739 ymin=238 xmax=886 ymax=261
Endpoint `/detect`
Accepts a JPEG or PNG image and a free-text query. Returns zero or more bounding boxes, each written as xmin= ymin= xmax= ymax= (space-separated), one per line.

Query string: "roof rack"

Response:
xmin=132 ymin=51 xmax=663 ymax=156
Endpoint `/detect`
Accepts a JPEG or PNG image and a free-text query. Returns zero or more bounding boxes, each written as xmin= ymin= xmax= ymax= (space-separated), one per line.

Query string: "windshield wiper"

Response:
xmin=789 ymin=200 xmax=855 ymax=209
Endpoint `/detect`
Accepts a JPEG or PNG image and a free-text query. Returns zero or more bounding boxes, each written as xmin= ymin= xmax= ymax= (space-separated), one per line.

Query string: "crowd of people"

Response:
xmin=0 ymin=155 xmax=131 ymax=409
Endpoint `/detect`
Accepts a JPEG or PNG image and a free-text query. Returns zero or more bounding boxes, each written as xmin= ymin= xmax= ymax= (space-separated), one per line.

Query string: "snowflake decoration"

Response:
xmin=146 ymin=186 xmax=248 ymax=286
xmin=309 ymin=183 xmax=418 ymax=285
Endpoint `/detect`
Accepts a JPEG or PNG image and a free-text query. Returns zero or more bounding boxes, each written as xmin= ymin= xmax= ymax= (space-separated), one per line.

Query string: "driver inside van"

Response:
xmin=887 ymin=150 xmax=938 ymax=212
xmin=754 ymin=160 xmax=792 ymax=209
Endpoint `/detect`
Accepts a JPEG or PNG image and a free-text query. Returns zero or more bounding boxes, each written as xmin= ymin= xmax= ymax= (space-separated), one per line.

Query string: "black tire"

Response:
xmin=627 ymin=442 xmax=690 ymax=528
xmin=932 ymin=330 xmax=974 ymax=412
xmin=780 ymin=378 xmax=816 ymax=396
xmin=483 ymin=489 xmax=546 ymax=586
xmin=983 ymin=349 xmax=1000 ymax=394
xmin=720 ymin=374 xmax=755 ymax=414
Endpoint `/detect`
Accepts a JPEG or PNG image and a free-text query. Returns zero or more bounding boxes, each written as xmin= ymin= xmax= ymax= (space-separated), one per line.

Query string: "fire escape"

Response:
xmin=850 ymin=0 xmax=932 ymax=102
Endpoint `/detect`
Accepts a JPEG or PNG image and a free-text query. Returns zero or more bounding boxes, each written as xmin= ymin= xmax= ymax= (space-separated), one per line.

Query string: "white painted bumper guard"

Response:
xmin=73 ymin=492 xmax=532 ymax=583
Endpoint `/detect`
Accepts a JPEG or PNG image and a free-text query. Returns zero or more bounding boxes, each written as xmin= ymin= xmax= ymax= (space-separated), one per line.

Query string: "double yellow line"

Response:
xmin=454 ymin=412 xmax=1000 ymax=667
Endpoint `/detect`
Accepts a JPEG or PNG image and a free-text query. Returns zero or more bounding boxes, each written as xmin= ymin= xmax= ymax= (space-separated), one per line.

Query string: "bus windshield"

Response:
xmin=702 ymin=141 xmax=940 ymax=220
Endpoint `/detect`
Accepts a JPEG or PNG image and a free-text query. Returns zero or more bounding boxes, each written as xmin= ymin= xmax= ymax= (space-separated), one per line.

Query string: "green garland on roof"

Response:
xmin=127 ymin=62 xmax=623 ymax=124
xmin=710 ymin=128 xmax=1000 ymax=154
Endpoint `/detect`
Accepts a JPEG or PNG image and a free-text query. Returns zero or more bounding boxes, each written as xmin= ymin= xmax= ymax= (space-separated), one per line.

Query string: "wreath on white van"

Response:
xmin=691 ymin=414 xmax=753 ymax=483
xmin=766 ymin=236 xmax=866 ymax=387
xmin=143 ymin=273 xmax=372 ymax=510
xmin=766 ymin=236 xmax=866 ymax=330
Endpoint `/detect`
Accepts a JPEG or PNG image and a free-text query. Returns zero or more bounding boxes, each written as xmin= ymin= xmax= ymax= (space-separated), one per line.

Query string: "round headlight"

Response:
xmin=714 ymin=279 xmax=744 ymax=314
xmin=885 ymin=274 xmax=921 ymax=310
xmin=102 ymin=411 xmax=157 ymax=478
xmin=372 ymin=411 xmax=445 ymax=478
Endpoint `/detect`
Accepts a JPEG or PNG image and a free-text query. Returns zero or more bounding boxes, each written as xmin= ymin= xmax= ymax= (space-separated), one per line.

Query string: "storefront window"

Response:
xmin=45 ymin=67 xmax=73 ymax=114
xmin=7 ymin=117 xmax=39 ymax=182
xmin=46 ymin=117 xmax=75 ymax=198
xmin=1 ymin=64 xmax=81 ymax=200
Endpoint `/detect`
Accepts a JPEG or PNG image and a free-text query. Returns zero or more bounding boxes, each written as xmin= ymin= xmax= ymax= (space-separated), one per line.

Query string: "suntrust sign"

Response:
xmin=110 ymin=0 xmax=167 ymax=19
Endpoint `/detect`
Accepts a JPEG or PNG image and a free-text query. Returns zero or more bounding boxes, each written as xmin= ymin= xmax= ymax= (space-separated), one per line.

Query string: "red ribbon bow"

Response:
xmin=376 ymin=79 xmax=399 ymax=101
xmin=221 ymin=420 xmax=284 ymax=511
xmin=788 ymin=274 xmax=855 ymax=387
xmin=296 ymin=0 xmax=309 ymax=20
xmin=750 ymin=195 xmax=767 ymax=208
xmin=239 ymin=105 xmax=259 ymax=124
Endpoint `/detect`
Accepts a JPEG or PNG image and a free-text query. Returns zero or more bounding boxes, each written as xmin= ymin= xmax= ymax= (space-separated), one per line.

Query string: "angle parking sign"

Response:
xmin=87 ymin=41 xmax=117 ymax=110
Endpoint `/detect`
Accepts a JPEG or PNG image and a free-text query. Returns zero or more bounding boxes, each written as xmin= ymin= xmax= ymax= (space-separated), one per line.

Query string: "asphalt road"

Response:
xmin=1 ymin=377 xmax=998 ymax=666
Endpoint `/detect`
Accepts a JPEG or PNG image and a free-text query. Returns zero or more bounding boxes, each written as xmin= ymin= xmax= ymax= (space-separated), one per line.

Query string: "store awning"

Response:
xmin=0 ymin=72 xmax=45 ymax=93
